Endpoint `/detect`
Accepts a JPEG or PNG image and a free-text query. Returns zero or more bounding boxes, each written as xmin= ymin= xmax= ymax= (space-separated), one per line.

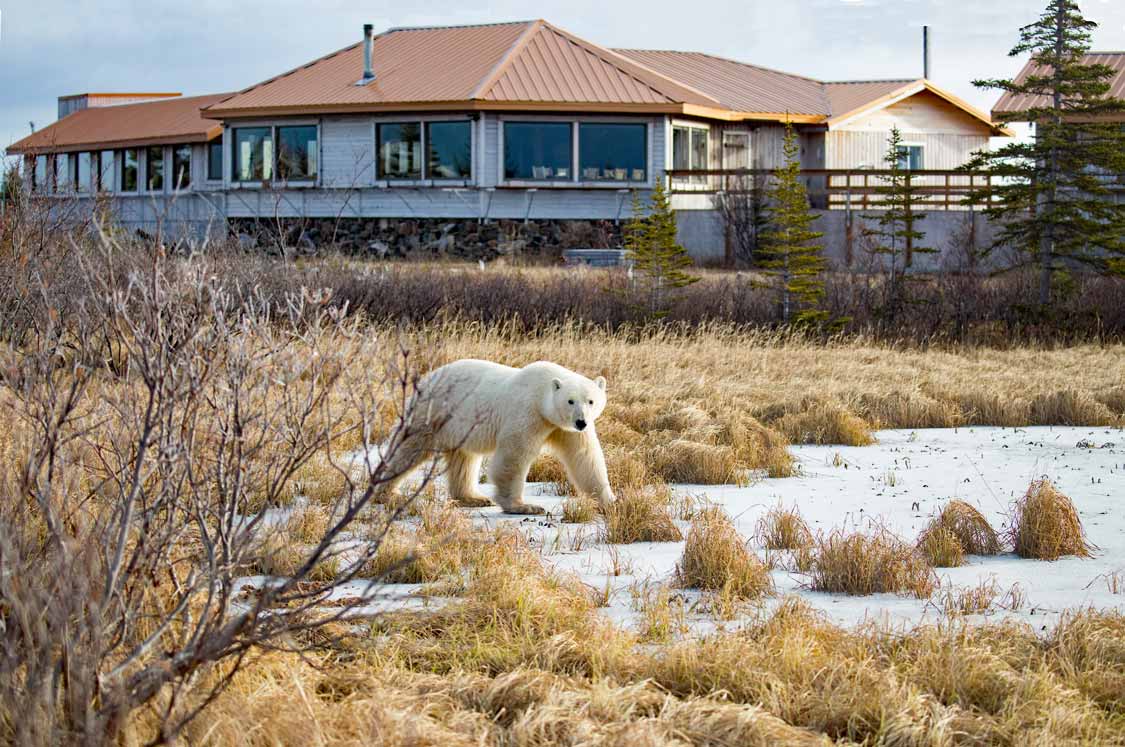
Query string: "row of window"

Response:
xmin=28 ymin=119 xmax=661 ymax=192
xmin=29 ymin=144 xmax=202 ymax=194
xmin=228 ymin=120 xmax=648 ymax=184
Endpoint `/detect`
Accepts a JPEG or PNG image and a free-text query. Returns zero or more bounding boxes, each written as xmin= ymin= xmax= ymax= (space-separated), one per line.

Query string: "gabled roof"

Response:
xmin=993 ymin=52 xmax=1125 ymax=117
xmin=7 ymin=93 xmax=231 ymax=155
xmin=825 ymin=79 xmax=1007 ymax=135
xmin=203 ymin=20 xmax=721 ymax=118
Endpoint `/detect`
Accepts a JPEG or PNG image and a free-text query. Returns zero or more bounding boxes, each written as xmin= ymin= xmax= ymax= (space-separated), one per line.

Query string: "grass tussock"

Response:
xmin=755 ymin=505 xmax=814 ymax=551
xmin=773 ymin=402 xmax=875 ymax=446
xmin=920 ymin=499 xmax=1002 ymax=557
xmin=603 ymin=485 xmax=683 ymax=544
xmin=560 ymin=495 xmax=598 ymax=524
xmin=645 ymin=438 xmax=743 ymax=485
xmin=631 ymin=582 xmax=688 ymax=643
xmin=917 ymin=526 xmax=965 ymax=567
xmin=809 ymin=526 xmax=936 ymax=598
xmin=675 ymin=508 xmax=774 ymax=600
xmin=1010 ymin=478 xmax=1094 ymax=560
xmin=360 ymin=503 xmax=480 ymax=585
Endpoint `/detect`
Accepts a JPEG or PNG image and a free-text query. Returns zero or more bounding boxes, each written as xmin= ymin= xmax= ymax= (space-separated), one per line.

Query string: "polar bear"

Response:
xmin=381 ymin=359 xmax=614 ymax=514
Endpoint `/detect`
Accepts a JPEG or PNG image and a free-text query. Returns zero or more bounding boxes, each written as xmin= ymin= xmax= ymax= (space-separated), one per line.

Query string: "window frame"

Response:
xmin=895 ymin=143 xmax=924 ymax=171
xmin=577 ymin=122 xmax=649 ymax=185
xmin=276 ymin=125 xmax=319 ymax=183
xmin=145 ymin=145 xmax=165 ymax=193
xmin=171 ymin=143 xmax=192 ymax=191
xmin=497 ymin=115 xmax=653 ymax=188
xmin=121 ymin=149 xmax=139 ymax=193
xmin=206 ymin=141 xmax=224 ymax=182
xmin=229 ymin=123 xmax=320 ymax=188
xmin=671 ymin=121 xmax=711 ymax=188
xmin=370 ymin=116 xmax=475 ymax=185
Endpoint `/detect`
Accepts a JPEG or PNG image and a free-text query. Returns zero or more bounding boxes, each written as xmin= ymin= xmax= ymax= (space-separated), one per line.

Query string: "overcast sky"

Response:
xmin=2 ymin=0 xmax=1123 ymax=155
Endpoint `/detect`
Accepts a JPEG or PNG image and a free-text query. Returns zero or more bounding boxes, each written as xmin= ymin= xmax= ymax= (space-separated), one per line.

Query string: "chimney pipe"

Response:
xmin=923 ymin=25 xmax=931 ymax=80
xmin=356 ymin=24 xmax=376 ymax=86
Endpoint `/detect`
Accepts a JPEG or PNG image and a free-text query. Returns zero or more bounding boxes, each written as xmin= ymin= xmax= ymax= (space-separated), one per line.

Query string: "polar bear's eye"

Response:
xmin=567 ymin=399 xmax=574 ymax=405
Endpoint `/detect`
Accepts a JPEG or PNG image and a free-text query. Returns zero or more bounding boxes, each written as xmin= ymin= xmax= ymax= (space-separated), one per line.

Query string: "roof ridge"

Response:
xmin=386 ymin=19 xmax=536 ymax=33
xmin=469 ymin=20 xmax=541 ymax=99
xmin=825 ymin=78 xmax=917 ymax=85
xmin=538 ymin=30 xmax=721 ymax=107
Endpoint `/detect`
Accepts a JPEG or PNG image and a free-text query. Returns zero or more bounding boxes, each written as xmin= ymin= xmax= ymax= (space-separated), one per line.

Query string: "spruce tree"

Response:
xmin=760 ymin=123 xmax=828 ymax=325
xmin=624 ymin=179 xmax=699 ymax=319
xmin=864 ymin=126 xmax=934 ymax=322
xmin=966 ymin=0 xmax=1125 ymax=306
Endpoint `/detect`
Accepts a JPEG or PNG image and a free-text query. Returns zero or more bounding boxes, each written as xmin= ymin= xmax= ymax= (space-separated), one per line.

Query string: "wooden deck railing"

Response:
xmin=665 ymin=169 xmax=999 ymax=211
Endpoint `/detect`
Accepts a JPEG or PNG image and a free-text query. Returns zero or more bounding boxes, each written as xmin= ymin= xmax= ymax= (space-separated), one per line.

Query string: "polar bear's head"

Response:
xmin=545 ymin=374 xmax=607 ymax=433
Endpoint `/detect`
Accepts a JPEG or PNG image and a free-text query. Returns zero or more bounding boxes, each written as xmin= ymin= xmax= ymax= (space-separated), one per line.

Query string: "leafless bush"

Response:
xmin=0 ymin=230 xmax=436 ymax=745
xmin=714 ymin=171 xmax=771 ymax=266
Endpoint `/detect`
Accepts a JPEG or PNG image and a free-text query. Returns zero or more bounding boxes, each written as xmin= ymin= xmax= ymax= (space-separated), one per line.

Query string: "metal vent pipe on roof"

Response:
xmin=923 ymin=25 xmax=931 ymax=79
xmin=356 ymin=24 xmax=376 ymax=86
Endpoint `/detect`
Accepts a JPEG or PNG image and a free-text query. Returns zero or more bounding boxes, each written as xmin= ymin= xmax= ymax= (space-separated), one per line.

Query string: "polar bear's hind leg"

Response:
xmin=446 ymin=450 xmax=492 ymax=508
xmin=488 ymin=438 xmax=546 ymax=515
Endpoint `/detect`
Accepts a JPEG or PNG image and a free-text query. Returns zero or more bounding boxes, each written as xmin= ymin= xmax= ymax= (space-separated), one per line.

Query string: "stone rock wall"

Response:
xmin=228 ymin=217 xmax=624 ymax=261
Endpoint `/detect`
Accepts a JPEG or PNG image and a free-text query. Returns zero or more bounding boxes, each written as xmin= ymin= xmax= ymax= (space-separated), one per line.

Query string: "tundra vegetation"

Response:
xmin=0 ymin=192 xmax=1124 ymax=745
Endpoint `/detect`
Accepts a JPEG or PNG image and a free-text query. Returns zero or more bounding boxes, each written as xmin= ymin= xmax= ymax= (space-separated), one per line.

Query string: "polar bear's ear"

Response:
xmin=553 ymin=378 xmax=562 ymax=391
xmin=595 ymin=376 xmax=606 ymax=391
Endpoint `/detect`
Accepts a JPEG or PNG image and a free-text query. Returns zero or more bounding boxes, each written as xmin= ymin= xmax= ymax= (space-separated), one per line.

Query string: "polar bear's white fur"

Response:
xmin=383 ymin=359 xmax=614 ymax=514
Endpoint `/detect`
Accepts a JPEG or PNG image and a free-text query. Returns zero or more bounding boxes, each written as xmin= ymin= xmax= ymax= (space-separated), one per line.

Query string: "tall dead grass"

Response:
xmin=1010 ymin=479 xmax=1094 ymax=560
xmin=676 ymin=508 xmax=774 ymax=600
xmin=809 ymin=526 xmax=937 ymax=598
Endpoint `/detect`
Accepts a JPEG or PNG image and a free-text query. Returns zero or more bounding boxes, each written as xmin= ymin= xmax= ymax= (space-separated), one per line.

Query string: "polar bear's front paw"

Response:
xmin=454 ymin=495 xmax=494 ymax=508
xmin=503 ymin=502 xmax=546 ymax=515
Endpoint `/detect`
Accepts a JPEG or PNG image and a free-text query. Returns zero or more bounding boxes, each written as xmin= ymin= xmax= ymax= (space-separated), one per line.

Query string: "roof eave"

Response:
xmin=6 ymin=126 xmax=223 ymax=156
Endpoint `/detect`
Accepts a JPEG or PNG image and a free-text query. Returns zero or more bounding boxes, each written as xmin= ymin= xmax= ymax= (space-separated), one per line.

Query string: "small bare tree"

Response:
xmin=0 ymin=228 xmax=439 ymax=745
xmin=713 ymin=170 xmax=771 ymax=267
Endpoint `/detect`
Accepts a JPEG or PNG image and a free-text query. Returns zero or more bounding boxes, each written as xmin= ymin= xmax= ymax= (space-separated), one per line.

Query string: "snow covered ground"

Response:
xmin=466 ymin=426 xmax=1125 ymax=633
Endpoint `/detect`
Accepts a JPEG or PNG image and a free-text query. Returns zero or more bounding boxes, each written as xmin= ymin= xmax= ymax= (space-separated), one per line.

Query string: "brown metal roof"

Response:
xmin=823 ymin=80 xmax=915 ymax=118
xmin=205 ymin=21 xmax=717 ymax=118
xmin=993 ymin=52 xmax=1125 ymax=117
xmin=615 ymin=49 xmax=829 ymax=116
xmin=7 ymin=93 xmax=231 ymax=155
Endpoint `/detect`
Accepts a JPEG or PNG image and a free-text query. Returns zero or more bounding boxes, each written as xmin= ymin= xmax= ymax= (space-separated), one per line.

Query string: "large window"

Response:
xmin=146 ymin=146 xmax=164 ymax=191
xmin=233 ymin=127 xmax=273 ymax=182
xmin=172 ymin=144 xmax=192 ymax=190
xmin=578 ymin=123 xmax=646 ymax=182
xmin=377 ymin=123 xmax=422 ymax=179
xmin=207 ymin=141 xmax=223 ymax=181
xmin=122 ymin=149 xmax=138 ymax=192
xmin=504 ymin=122 xmax=572 ymax=180
xmin=427 ymin=121 xmax=471 ymax=179
xmin=896 ymin=144 xmax=924 ymax=170
xmin=277 ymin=125 xmax=318 ymax=181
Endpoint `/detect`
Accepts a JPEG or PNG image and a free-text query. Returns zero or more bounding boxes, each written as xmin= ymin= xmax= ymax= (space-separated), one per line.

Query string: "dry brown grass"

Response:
xmin=919 ymin=500 xmax=1002 ymax=557
xmin=772 ymin=401 xmax=875 ymax=446
xmin=1010 ymin=478 xmax=1094 ymax=560
xmin=917 ymin=526 xmax=965 ymax=567
xmin=809 ymin=526 xmax=936 ymax=598
xmin=936 ymin=578 xmax=1001 ymax=616
xmin=755 ymin=505 xmax=814 ymax=551
xmin=676 ymin=508 xmax=774 ymax=600
xmin=560 ymin=495 xmax=598 ymax=524
xmin=602 ymin=485 xmax=683 ymax=544
xmin=359 ymin=503 xmax=481 ymax=585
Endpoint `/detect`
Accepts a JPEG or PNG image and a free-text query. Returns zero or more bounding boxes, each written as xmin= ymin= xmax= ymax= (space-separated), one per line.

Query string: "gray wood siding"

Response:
xmin=321 ymin=116 xmax=375 ymax=188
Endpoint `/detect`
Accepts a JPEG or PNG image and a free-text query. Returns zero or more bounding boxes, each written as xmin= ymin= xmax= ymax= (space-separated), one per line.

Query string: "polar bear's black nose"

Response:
xmin=575 ymin=419 xmax=587 ymax=431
